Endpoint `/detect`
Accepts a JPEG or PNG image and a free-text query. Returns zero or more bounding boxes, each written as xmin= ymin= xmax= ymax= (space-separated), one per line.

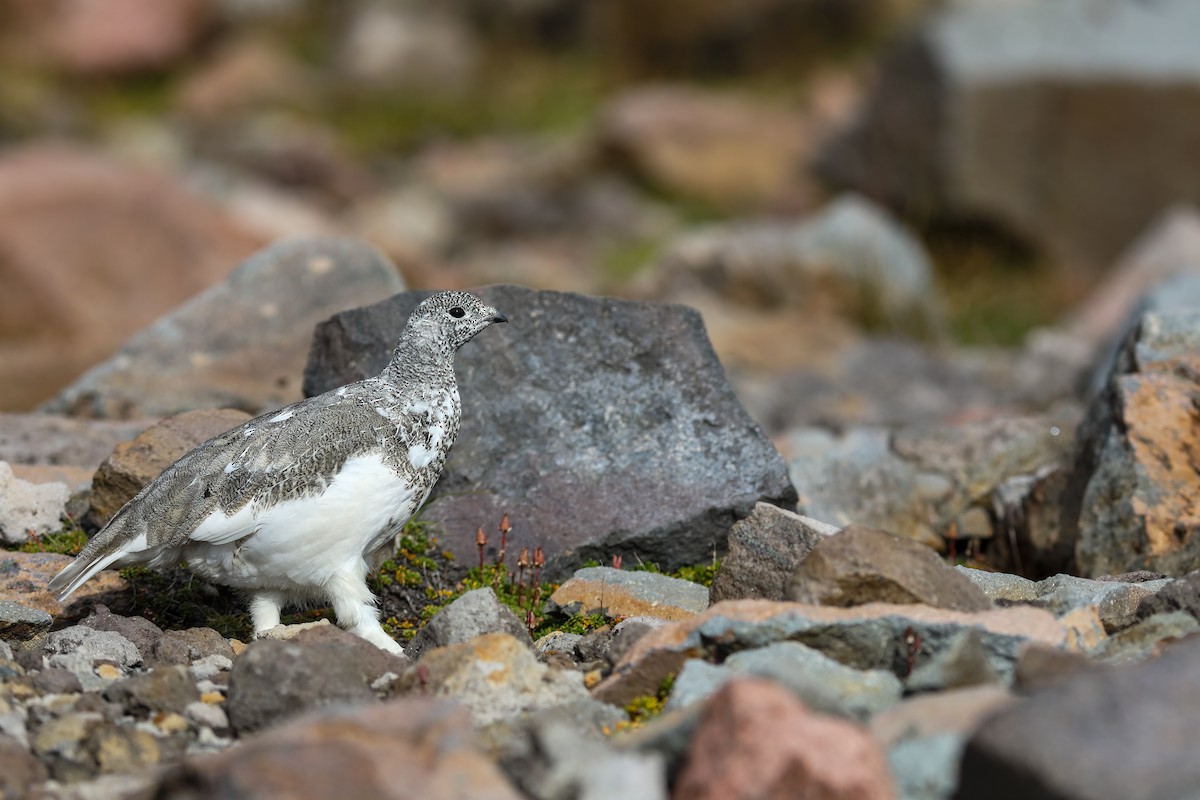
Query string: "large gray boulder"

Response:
xmin=303 ymin=285 xmax=797 ymax=576
xmin=821 ymin=0 xmax=1200 ymax=269
xmin=43 ymin=237 xmax=404 ymax=419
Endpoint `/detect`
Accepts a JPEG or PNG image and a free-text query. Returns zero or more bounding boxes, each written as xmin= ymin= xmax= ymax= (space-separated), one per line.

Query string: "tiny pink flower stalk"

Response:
xmin=475 ymin=527 xmax=487 ymax=571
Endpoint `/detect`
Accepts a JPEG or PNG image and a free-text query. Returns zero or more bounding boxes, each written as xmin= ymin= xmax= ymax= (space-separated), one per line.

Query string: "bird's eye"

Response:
xmin=449 ymin=307 xmax=466 ymax=318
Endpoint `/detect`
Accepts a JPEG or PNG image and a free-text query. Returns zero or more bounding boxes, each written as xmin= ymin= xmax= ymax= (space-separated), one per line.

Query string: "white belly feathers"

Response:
xmin=184 ymin=453 xmax=420 ymax=590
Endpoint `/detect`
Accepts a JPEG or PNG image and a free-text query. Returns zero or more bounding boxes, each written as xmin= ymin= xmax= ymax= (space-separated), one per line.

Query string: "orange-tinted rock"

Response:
xmin=673 ymin=678 xmax=895 ymax=800
xmin=1069 ymin=311 xmax=1200 ymax=576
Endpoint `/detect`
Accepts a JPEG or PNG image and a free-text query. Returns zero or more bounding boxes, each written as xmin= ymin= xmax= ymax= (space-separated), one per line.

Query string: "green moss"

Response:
xmin=630 ymin=558 xmax=720 ymax=588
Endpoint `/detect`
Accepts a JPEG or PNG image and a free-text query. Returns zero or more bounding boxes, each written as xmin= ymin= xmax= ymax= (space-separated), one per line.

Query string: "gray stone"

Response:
xmin=44 ymin=236 xmax=405 ymax=419
xmin=905 ymin=628 xmax=1000 ymax=693
xmin=408 ymin=588 xmax=532 ymax=661
xmin=43 ymin=626 xmax=141 ymax=671
xmin=0 ymin=641 xmax=11 ymax=661
xmin=534 ymin=631 xmax=583 ymax=661
xmin=1091 ymin=611 xmax=1200 ymax=665
xmin=1066 ymin=310 xmax=1200 ymax=576
xmin=104 ymin=666 xmax=200 ymax=716
xmin=0 ymin=413 xmax=151 ymax=471
xmin=956 ymin=569 xmax=1038 ymax=604
xmin=0 ymin=462 xmax=68 ymax=545
xmin=1135 ymin=569 xmax=1200 ymax=621
xmin=494 ymin=714 xmax=667 ymax=800
xmin=80 ymin=605 xmax=164 ymax=660
xmin=710 ymin=503 xmax=836 ymax=603
xmin=956 ymin=633 xmax=1200 ymax=800
xmin=225 ymin=627 xmax=403 ymax=734
xmin=549 ymin=567 xmax=710 ymax=622
xmin=1033 ymin=574 xmax=1168 ymax=632
xmin=0 ymin=600 xmax=53 ymax=640
xmin=656 ymin=194 xmax=943 ymax=335
xmin=667 ymin=641 xmax=902 ymax=722
xmin=821 ymin=0 xmax=1200 ymax=269
xmin=888 ymin=733 xmax=964 ymax=800
xmin=303 ymin=285 xmax=797 ymax=576
xmin=31 ymin=667 xmax=83 ymax=695
xmin=395 ymin=633 xmax=609 ymax=729
xmin=782 ymin=426 xmax=937 ymax=544
xmin=787 ymin=525 xmax=992 ymax=612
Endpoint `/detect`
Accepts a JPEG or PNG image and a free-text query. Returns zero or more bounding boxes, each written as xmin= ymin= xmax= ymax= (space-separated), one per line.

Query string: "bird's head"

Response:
xmin=406 ymin=290 xmax=508 ymax=352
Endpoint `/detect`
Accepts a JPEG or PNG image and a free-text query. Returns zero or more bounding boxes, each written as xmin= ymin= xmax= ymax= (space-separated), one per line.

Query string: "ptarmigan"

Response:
xmin=49 ymin=291 xmax=507 ymax=655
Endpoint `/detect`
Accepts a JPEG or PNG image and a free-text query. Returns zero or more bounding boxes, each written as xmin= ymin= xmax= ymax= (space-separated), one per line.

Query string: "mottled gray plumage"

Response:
xmin=49 ymin=291 xmax=506 ymax=654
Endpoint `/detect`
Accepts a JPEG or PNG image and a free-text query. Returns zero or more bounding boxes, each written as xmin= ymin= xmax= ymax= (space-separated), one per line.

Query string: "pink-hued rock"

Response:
xmin=0 ymin=551 xmax=127 ymax=617
xmin=158 ymin=698 xmax=524 ymax=800
xmin=48 ymin=0 xmax=214 ymax=76
xmin=673 ymin=677 xmax=895 ymax=800
xmin=0 ymin=144 xmax=264 ymax=412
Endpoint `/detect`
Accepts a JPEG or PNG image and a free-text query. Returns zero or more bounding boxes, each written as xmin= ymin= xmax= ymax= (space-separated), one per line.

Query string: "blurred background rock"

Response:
xmin=3 ymin=0 xmax=1200 ymax=575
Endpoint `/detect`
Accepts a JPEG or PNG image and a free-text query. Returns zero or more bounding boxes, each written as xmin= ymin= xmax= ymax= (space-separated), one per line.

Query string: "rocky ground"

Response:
xmin=4 ymin=1 xmax=1200 ymax=799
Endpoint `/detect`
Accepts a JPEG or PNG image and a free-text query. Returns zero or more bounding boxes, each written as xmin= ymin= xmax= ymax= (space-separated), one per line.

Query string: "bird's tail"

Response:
xmin=47 ymin=548 xmax=122 ymax=602
xmin=47 ymin=524 xmax=143 ymax=602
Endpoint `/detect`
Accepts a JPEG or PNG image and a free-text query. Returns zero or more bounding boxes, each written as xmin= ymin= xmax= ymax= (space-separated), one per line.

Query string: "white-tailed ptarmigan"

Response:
xmin=49 ymin=291 xmax=507 ymax=655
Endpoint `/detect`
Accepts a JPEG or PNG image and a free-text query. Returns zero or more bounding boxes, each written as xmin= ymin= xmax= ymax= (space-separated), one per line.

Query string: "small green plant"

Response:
xmin=18 ymin=520 xmax=89 ymax=555
xmin=116 ymin=566 xmax=252 ymax=640
xmin=613 ymin=674 xmax=677 ymax=733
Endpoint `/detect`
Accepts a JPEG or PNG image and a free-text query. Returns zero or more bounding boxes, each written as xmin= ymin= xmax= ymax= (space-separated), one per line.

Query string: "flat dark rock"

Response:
xmin=956 ymin=634 xmax=1200 ymax=800
xmin=304 ymin=285 xmax=797 ymax=576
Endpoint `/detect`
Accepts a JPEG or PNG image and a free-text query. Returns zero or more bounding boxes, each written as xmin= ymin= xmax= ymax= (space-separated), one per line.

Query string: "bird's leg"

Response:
xmin=327 ymin=572 xmax=405 ymax=656
xmin=249 ymin=591 xmax=285 ymax=637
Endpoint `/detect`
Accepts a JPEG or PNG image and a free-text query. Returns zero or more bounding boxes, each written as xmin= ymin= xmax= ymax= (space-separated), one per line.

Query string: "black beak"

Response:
xmin=493 ymin=311 xmax=508 ymax=324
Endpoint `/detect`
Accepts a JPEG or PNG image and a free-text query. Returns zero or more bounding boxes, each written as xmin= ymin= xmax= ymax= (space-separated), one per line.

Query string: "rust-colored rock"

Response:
xmin=87 ymin=409 xmax=252 ymax=529
xmin=673 ymin=677 xmax=895 ymax=800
